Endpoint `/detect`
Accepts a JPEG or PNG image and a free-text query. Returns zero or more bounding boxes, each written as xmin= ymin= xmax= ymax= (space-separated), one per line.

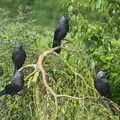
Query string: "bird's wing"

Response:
xmin=12 ymin=71 xmax=24 ymax=87
xmin=94 ymin=80 xmax=97 ymax=88
xmin=0 ymin=89 xmax=6 ymax=96
xmin=23 ymin=49 xmax=26 ymax=61
xmin=52 ymin=24 xmax=61 ymax=48
xmin=54 ymin=23 xmax=61 ymax=41
xmin=12 ymin=50 xmax=15 ymax=61
xmin=105 ymin=82 xmax=111 ymax=97
xmin=12 ymin=49 xmax=18 ymax=62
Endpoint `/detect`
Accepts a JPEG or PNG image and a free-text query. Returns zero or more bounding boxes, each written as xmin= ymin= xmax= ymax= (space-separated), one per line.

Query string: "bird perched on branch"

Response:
xmin=12 ymin=42 xmax=26 ymax=74
xmin=0 ymin=65 xmax=3 ymax=77
xmin=52 ymin=16 xmax=69 ymax=54
xmin=0 ymin=71 xmax=24 ymax=96
xmin=94 ymin=71 xmax=110 ymax=98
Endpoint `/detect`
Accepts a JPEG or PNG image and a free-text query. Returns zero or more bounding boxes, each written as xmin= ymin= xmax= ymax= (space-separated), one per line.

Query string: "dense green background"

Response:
xmin=0 ymin=0 xmax=120 ymax=119
xmin=0 ymin=0 xmax=67 ymax=27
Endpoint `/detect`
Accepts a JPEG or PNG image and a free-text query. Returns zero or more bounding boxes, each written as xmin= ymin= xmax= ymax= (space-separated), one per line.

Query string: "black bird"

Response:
xmin=0 ymin=65 xmax=3 ymax=77
xmin=94 ymin=71 xmax=110 ymax=98
xmin=0 ymin=71 xmax=24 ymax=96
xmin=52 ymin=16 xmax=69 ymax=54
xmin=12 ymin=43 xmax=26 ymax=74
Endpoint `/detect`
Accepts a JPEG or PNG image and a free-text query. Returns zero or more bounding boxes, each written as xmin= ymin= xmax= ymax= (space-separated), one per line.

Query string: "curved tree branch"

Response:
xmin=37 ymin=44 xmax=99 ymax=100
xmin=18 ymin=64 xmax=36 ymax=71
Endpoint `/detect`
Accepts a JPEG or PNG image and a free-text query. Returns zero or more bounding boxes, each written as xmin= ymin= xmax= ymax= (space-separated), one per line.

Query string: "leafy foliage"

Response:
xmin=0 ymin=0 xmax=119 ymax=119
xmin=61 ymin=0 xmax=120 ymax=106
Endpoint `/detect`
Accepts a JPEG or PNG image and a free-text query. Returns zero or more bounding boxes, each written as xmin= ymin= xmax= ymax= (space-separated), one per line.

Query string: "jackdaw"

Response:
xmin=52 ymin=16 xmax=69 ymax=54
xmin=94 ymin=71 xmax=110 ymax=98
xmin=0 ymin=71 xmax=24 ymax=96
xmin=12 ymin=43 xmax=26 ymax=74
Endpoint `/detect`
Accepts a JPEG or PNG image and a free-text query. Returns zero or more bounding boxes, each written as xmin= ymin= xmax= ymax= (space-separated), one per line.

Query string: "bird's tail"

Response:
xmin=52 ymin=39 xmax=57 ymax=48
xmin=52 ymin=40 xmax=61 ymax=54
xmin=55 ymin=48 xmax=61 ymax=54
xmin=0 ymin=90 xmax=6 ymax=97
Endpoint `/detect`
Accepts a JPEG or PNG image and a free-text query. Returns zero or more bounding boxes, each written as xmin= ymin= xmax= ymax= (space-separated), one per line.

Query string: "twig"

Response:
xmin=37 ymin=48 xmax=57 ymax=97
xmin=37 ymin=45 xmax=97 ymax=100
xmin=24 ymin=69 xmax=38 ymax=81
xmin=57 ymin=95 xmax=99 ymax=100
xmin=18 ymin=64 xmax=36 ymax=71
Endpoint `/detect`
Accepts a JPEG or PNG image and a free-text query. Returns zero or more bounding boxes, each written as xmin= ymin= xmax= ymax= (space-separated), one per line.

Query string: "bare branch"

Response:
xmin=37 ymin=48 xmax=57 ymax=97
xmin=18 ymin=64 xmax=36 ymax=71
xmin=37 ymin=43 xmax=98 ymax=100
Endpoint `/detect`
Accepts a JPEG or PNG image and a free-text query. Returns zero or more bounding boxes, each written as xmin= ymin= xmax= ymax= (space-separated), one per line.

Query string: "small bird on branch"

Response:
xmin=12 ymin=42 xmax=26 ymax=74
xmin=52 ymin=16 xmax=69 ymax=54
xmin=0 ymin=71 xmax=24 ymax=96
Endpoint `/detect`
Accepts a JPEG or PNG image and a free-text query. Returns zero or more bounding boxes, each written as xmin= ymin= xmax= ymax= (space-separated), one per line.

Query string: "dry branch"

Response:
xmin=36 ymin=43 xmax=120 ymax=115
xmin=37 ymin=44 xmax=99 ymax=100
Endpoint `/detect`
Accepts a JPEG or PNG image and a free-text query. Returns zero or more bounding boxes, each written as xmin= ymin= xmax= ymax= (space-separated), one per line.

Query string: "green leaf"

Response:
xmin=96 ymin=0 xmax=102 ymax=9
xmin=68 ymin=5 xmax=73 ymax=12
